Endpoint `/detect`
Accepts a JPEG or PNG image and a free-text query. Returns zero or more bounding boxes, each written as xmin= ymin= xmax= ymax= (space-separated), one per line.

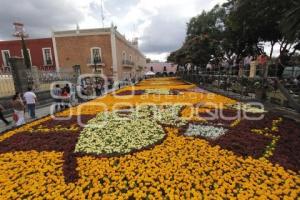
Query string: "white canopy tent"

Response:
xmin=145 ymin=71 xmax=155 ymax=76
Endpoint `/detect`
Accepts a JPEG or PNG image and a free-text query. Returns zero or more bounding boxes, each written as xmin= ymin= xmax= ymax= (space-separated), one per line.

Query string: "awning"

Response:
xmin=145 ymin=71 xmax=155 ymax=76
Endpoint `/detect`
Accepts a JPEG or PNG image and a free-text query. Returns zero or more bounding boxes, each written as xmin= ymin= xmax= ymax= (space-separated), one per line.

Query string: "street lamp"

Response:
xmin=12 ymin=22 xmax=31 ymax=69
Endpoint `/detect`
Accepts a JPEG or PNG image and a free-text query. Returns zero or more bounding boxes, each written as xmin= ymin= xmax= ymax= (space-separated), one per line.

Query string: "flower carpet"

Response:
xmin=0 ymin=77 xmax=299 ymax=199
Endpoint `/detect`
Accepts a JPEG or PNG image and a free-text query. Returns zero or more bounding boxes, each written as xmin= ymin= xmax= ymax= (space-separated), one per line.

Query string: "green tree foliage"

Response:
xmin=168 ymin=5 xmax=227 ymax=70
xmin=281 ymin=0 xmax=300 ymax=52
xmin=168 ymin=0 xmax=299 ymax=67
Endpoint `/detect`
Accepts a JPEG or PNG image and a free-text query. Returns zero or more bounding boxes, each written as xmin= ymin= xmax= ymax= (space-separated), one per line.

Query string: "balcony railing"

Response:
xmin=0 ymin=66 xmax=11 ymax=73
xmin=39 ymin=65 xmax=56 ymax=71
xmin=87 ymin=58 xmax=105 ymax=66
xmin=122 ymin=60 xmax=135 ymax=67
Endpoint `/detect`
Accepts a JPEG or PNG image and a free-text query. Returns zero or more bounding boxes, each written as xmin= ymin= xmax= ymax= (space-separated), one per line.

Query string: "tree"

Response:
xmin=169 ymin=0 xmax=300 ymax=69
xmin=168 ymin=5 xmax=228 ymax=68
xmin=225 ymin=0 xmax=297 ymax=57
xmin=280 ymin=0 xmax=300 ymax=55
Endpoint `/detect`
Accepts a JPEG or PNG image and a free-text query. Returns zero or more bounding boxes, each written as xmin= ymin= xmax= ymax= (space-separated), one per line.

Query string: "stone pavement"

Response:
xmin=0 ymin=104 xmax=52 ymax=133
xmin=0 ymin=86 xmax=125 ymax=134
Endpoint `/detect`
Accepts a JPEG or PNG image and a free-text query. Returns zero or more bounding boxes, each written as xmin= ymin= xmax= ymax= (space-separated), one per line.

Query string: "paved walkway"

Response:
xmin=0 ymin=104 xmax=52 ymax=133
xmin=0 ymin=86 xmax=124 ymax=134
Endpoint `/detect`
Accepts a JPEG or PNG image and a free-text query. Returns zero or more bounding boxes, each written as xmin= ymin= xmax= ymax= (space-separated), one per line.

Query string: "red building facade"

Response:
xmin=0 ymin=38 xmax=56 ymax=72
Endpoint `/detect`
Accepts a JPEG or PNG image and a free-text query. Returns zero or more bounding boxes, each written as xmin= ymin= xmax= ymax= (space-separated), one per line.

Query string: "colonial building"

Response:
xmin=146 ymin=61 xmax=177 ymax=75
xmin=52 ymin=26 xmax=147 ymax=81
xmin=0 ymin=38 xmax=56 ymax=71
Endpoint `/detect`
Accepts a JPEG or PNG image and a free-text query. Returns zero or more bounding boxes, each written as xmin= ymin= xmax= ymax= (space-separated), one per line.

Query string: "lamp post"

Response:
xmin=12 ymin=22 xmax=31 ymax=69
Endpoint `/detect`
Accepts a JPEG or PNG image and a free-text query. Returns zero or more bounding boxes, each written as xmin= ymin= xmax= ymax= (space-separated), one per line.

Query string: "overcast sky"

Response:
xmin=0 ymin=0 xmax=227 ymax=61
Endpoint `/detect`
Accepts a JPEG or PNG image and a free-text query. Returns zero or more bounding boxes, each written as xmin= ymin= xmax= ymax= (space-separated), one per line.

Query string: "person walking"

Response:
xmin=0 ymin=103 xmax=11 ymax=126
xmin=11 ymin=93 xmax=25 ymax=126
xmin=23 ymin=87 xmax=37 ymax=119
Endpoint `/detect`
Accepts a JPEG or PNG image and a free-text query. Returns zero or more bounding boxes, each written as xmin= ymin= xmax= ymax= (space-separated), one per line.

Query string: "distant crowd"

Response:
xmin=206 ymin=50 xmax=296 ymax=79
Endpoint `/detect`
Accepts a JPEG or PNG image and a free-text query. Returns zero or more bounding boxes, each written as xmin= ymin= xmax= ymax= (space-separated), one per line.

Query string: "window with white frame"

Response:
xmin=21 ymin=49 xmax=32 ymax=67
xmin=91 ymin=47 xmax=102 ymax=64
xmin=1 ymin=50 xmax=10 ymax=66
xmin=42 ymin=48 xmax=53 ymax=65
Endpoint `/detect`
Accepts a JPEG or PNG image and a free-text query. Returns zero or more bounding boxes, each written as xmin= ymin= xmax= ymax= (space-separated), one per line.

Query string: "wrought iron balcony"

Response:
xmin=87 ymin=57 xmax=105 ymax=66
xmin=122 ymin=60 xmax=135 ymax=67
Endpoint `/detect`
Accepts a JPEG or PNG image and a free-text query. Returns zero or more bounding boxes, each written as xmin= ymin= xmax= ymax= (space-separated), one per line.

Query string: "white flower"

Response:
xmin=75 ymin=105 xmax=188 ymax=155
xmin=184 ymin=124 xmax=227 ymax=140
xmin=75 ymin=110 xmax=165 ymax=155
xmin=230 ymin=103 xmax=266 ymax=113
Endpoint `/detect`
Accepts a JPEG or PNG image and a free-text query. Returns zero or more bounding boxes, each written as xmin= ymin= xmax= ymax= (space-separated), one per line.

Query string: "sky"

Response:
xmin=0 ymin=0 xmax=226 ymax=61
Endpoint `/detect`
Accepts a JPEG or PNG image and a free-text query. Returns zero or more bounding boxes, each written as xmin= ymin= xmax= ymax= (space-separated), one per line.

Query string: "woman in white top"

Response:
xmin=12 ymin=93 xmax=25 ymax=126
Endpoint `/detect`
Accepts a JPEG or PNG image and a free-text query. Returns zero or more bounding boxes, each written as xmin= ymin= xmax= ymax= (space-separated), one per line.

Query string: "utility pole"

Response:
xmin=12 ymin=22 xmax=31 ymax=69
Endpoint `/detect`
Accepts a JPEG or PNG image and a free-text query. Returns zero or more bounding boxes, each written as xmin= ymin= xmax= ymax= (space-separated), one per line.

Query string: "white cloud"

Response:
xmin=0 ymin=0 xmax=227 ymax=61
xmin=101 ymin=0 xmax=228 ymax=60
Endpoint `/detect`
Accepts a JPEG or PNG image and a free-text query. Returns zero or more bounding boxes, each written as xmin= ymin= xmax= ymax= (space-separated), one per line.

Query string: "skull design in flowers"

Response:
xmin=0 ymin=104 xmax=188 ymax=183
xmin=74 ymin=105 xmax=187 ymax=156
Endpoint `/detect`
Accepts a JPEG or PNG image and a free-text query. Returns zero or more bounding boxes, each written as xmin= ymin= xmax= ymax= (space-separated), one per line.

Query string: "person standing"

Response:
xmin=64 ymin=84 xmax=71 ymax=94
xmin=52 ymin=84 xmax=62 ymax=112
xmin=23 ymin=87 xmax=37 ymax=119
xmin=249 ymin=56 xmax=258 ymax=78
xmin=95 ymin=83 xmax=102 ymax=96
xmin=61 ymin=88 xmax=70 ymax=109
xmin=243 ymin=54 xmax=252 ymax=76
xmin=12 ymin=93 xmax=25 ymax=126
xmin=86 ymin=84 xmax=93 ymax=97
xmin=206 ymin=62 xmax=212 ymax=74
xmin=70 ymin=84 xmax=76 ymax=105
xmin=76 ymin=84 xmax=83 ymax=103
xmin=257 ymin=53 xmax=268 ymax=77
xmin=0 ymin=103 xmax=11 ymax=126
